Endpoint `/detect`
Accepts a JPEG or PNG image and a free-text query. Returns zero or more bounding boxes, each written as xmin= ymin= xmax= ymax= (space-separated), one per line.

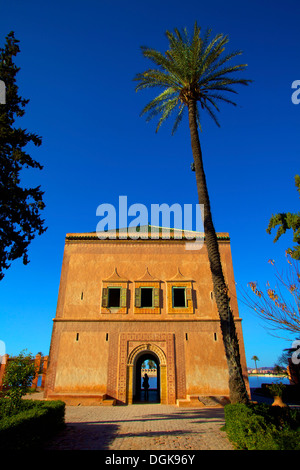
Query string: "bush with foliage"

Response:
xmin=0 ymin=399 xmax=65 ymax=449
xmin=224 ymin=403 xmax=300 ymax=450
xmin=267 ymin=382 xmax=286 ymax=398
xmin=1 ymin=350 xmax=37 ymax=412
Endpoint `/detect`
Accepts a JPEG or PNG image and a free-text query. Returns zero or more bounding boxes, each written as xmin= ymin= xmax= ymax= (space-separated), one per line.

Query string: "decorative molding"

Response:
xmin=127 ymin=342 xmax=167 ymax=366
xmin=166 ymin=267 xmax=194 ymax=282
xmin=103 ymin=267 xmax=129 ymax=283
xmin=136 ymin=267 xmax=158 ymax=282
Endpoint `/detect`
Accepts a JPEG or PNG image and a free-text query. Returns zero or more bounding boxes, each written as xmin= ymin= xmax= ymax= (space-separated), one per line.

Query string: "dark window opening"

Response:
xmin=173 ymin=287 xmax=186 ymax=307
xmin=141 ymin=288 xmax=153 ymax=307
xmin=108 ymin=288 xmax=121 ymax=307
xmin=214 ymin=333 xmax=217 ymax=341
xmin=106 ymin=333 xmax=109 ymax=341
xmin=76 ymin=333 xmax=79 ymax=341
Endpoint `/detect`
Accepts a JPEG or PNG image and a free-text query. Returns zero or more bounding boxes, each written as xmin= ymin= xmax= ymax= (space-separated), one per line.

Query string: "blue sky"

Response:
xmin=0 ymin=0 xmax=299 ymax=368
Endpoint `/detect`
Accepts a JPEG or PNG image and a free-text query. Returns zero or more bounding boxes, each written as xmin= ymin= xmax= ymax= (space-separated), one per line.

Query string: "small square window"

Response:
xmin=172 ymin=287 xmax=186 ymax=308
xmin=108 ymin=287 xmax=121 ymax=308
xmin=141 ymin=287 xmax=153 ymax=307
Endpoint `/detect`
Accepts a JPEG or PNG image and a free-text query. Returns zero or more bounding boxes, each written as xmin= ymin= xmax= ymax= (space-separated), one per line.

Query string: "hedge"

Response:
xmin=0 ymin=399 xmax=65 ymax=450
xmin=224 ymin=403 xmax=300 ymax=450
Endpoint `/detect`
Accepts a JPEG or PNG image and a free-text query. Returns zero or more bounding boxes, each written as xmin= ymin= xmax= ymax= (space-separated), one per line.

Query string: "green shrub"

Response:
xmin=0 ymin=399 xmax=65 ymax=450
xmin=224 ymin=403 xmax=300 ymax=450
xmin=1 ymin=350 xmax=37 ymax=411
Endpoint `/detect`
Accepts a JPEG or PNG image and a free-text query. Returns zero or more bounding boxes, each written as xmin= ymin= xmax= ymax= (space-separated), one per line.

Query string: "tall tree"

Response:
xmin=251 ymin=355 xmax=259 ymax=371
xmin=0 ymin=32 xmax=46 ymax=280
xmin=134 ymin=23 xmax=251 ymax=403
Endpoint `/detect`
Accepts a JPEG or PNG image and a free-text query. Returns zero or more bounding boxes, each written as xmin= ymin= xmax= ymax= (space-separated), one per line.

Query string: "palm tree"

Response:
xmin=251 ymin=355 xmax=259 ymax=371
xmin=134 ymin=22 xmax=251 ymax=403
xmin=148 ymin=359 xmax=156 ymax=369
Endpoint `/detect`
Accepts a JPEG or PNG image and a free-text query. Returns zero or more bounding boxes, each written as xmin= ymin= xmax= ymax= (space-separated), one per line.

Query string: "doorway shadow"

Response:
xmin=134 ymin=389 xmax=160 ymax=404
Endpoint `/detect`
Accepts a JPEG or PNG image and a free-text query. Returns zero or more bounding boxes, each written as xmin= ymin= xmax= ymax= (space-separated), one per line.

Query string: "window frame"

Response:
xmin=101 ymin=282 xmax=128 ymax=314
xmin=172 ymin=286 xmax=187 ymax=308
xmin=166 ymin=281 xmax=194 ymax=314
xmin=134 ymin=281 xmax=161 ymax=314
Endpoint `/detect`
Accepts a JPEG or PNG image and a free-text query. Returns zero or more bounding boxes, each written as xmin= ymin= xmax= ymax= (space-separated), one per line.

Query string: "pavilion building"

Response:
xmin=44 ymin=226 xmax=249 ymax=406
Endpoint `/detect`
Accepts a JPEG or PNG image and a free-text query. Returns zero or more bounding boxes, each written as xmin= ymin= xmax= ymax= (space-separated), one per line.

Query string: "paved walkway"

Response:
xmin=43 ymin=403 xmax=234 ymax=450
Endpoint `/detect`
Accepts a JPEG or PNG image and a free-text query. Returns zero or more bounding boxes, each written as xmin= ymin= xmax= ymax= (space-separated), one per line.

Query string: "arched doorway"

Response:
xmin=126 ymin=343 xmax=167 ymax=404
xmin=134 ymin=351 xmax=160 ymax=403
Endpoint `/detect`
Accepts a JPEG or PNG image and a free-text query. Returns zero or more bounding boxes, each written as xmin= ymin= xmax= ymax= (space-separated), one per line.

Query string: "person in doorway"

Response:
xmin=142 ymin=373 xmax=149 ymax=401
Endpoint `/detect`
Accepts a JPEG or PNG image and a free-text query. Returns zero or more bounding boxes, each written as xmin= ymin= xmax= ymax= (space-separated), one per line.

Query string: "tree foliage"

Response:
xmin=267 ymin=175 xmax=300 ymax=260
xmin=246 ymin=252 xmax=300 ymax=338
xmin=251 ymin=355 xmax=259 ymax=369
xmin=134 ymin=22 xmax=251 ymax=133
xmin=2 ymin=350 xmax=37 ymax=411
xmin=0 ymin=31 xmax=46 ymax=280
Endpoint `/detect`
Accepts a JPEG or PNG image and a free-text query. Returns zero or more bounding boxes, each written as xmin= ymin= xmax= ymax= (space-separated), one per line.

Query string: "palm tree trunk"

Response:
xmin=188 ymin=99 xmax=249 ymax=404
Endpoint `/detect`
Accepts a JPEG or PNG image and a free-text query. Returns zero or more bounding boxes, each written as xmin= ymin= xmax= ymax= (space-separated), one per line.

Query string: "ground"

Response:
xmin=42 ymin=402 xmax=234 ymax=450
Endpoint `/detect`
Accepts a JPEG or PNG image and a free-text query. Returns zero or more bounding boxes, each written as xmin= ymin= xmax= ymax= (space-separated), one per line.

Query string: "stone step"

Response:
xmin=46 ymin=393 xmax=116 ymax=406
xmin=177 ymin=395 xmax=229 ymax=407
xmin=101 ymin=399 xmax=117 ymax=406
xmin=176 ymin=396 xmax=205 ymax=407
xmin=198 ymin=396 xmax=230 ymax=407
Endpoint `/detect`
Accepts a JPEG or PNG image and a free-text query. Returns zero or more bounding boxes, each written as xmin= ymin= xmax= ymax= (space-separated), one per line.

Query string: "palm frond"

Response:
xmin=205 ymin=92 xmax=237 ymax=107
xmin=155 ymin=97 xmax=179 ymax=132
xmin=140 ymin=88 xmax=178 ymax=117
xmin=200 ymin=97 xmax=221 ymax=127
xmin=171 ymin=104 xmax=186 ymax=135
xmin=134 ymin=21 xmax=251 ymax=133
xmin=134 ymin=70 xmax=179 ymax=91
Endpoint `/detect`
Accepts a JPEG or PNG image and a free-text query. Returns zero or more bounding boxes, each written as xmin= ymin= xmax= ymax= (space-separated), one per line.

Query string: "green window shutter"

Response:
xmin=153 ymin=287 xmax=160 ymax=307
xmin=186 ymin=287 xmax=192 ymax=301
xmin=135 ymin=287 xmax=141 ymax=307
xmin=102 ymin=287 xmax=108 ymax=307
xmin=120 ymin=287 xmax=127 ymax=307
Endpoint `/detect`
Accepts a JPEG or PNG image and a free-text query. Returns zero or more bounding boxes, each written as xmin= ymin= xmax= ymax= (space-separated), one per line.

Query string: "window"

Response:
xmin=134 ymin=285 xmax=160 ymax=311
xmin=172 ymin=287 xmax=186 ymax=308
xmin=108 ymin=287 xmax=121 ymax=308
xmin=167 ymin=282 xmax=193 ymax=314
xmin=101 ymin=285 xmax=127 ymax=311
xmin=140 ymin=287 xmax=153 ymax=307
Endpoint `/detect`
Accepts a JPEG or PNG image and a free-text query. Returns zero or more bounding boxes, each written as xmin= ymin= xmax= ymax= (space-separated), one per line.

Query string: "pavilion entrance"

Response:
xmin=133 ymin=351 xmax=160 ymax=403
xmin=126 ymin=342 xmax=168 ymax=405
